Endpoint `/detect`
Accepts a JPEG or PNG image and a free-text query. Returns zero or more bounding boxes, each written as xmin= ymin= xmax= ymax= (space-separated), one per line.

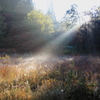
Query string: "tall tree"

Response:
xmin=46 ymin=0 xmax=56 ymax=22
xmin=64 ymin=4 xmax=79 ymax=28
xmin=6 ymin=9 xmax=54 ymax=52
xmin=84 ymin=6 xmax=100 ymax=53
xmin=0 ymin=0 xmax=20 ymax=36
xmin=0 ymin=6 xmax=6 ymax=47
xmin=0 ymin=0 xmax=20 ymax=13
xmin=70 ymin=6 xmax=100 ymax=53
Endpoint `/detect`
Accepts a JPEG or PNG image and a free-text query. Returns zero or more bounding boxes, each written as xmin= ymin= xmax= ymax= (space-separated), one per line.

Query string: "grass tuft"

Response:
xmin=0 ymin=54 xmax=100 ymax=100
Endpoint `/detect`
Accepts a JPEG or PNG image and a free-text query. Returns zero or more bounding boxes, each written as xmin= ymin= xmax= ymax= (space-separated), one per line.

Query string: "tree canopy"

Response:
xmin=0 ymin=1 xmax=100 ymax=54
xmin=27 ymin=10 xmax=54 ymax=33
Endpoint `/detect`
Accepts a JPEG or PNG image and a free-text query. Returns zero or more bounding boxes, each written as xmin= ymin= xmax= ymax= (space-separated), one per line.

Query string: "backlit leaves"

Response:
xmin=27 ymin=10 xmax=54 ymax=33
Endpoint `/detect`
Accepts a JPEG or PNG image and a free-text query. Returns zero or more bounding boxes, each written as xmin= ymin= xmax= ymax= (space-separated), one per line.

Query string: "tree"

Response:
xmin=0 ymin=0 xmax=20 ymax=13
xmin=0 ymin=6 xmax=6 ymax=47
xmin=26 ymin=10 xmax=54 ymax=34
xmin=64 ymin=4 xmax=79 ymax=28
xmin=6 ymin=9 xmax=54 ymax=52
xmin=15 ymin=0 xmax=34 ymax=17
xmin=46 ymin=1 xmax=56 ymax=22
xmin=70 ymin=6 xmax=100 ymax=53
xmin=0 ymin=0 xmax=21 ymax=35
xmin=0 ymin=0 xmax=34 ymax=39
xmin=84 ymin=6 xmax=100 ymax=53
xmin=91 ymin=7 xmax=100 ymax=52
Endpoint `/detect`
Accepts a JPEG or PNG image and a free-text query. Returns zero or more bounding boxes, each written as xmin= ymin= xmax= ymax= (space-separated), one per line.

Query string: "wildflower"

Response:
xmin=13 ymin=79 xmax=18 ymax=82
xmin=61 ymin=89 xmax=64 ymax=92
xmin=25 ymin=81 xmax=29 ymax=85
xmin=5 ymin=84 xmax=7 ymax=86
xmin=93 ymin=86 xmax=98 ymax=93
xmin=24 ymin=74 xmax=27 ymax=76
xmin=5 ymin=54 xmax=10 ymax=58
xmin=28 ymin=95 xmax=31 ymax=99
xmin=19 ymin=57 xmax=22 ymax=59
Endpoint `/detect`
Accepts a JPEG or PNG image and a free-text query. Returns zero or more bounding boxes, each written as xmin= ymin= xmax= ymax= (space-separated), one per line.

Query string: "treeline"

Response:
xmin=0 ymin=1 xmax=100 ymax=54
xmin=0 ymin=0 xmax=54 ymax=53
xmin=62 ymin=5 xmax=100 ymax=54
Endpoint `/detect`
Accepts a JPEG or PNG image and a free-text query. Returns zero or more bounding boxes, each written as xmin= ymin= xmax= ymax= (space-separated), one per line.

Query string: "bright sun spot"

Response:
xmin=76 ymin=15 xmax=91 ymax=26
xmin=33 ymin=0 xmax=100 ymax=21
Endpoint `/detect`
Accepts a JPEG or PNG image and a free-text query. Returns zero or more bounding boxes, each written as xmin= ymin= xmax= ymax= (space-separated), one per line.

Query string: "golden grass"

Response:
xmin=0 ymin=54 xmax=100 ymax=100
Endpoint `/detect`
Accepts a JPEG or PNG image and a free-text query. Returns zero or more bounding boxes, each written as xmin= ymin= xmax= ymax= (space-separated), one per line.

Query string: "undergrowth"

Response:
xmin=0 ymin=54 xmax=100 ymax=100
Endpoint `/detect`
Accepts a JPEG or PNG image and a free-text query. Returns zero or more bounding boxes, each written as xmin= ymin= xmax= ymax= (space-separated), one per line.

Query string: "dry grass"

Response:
xmin=0 ymin=54 xmax=100 ymax=100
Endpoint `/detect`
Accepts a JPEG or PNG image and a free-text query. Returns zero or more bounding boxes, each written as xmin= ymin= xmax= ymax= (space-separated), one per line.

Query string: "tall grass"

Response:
xmin=0 ymin=54 xmax=100 ymax=100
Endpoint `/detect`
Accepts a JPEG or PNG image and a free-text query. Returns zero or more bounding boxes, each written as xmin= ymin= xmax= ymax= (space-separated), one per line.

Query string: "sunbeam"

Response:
xmin=36 ymin=26 xmax=78 ymax=58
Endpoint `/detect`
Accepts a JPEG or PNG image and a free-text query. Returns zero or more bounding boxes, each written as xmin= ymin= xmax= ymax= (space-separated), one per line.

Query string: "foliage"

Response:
xmin=62 ymin=5 xmax=100 ymax=54
xmin=0 ymin=0 xmax=55 ymax=52
xmin=46 ymin=1 xmax=56 ymax=22
xmin=0 ymin=54 xmax=100 ymax=100
xmin=0 ymin=6 xmax=6 ymax=47
xmin=6 ymin=9 xmax=54 ymax=52
xmin=0 ymin=0 xmax=20 ymax=12
xmin=0 ymin=0 xmax=34 ymax=50
xmin=63 ymin=4 xmax=79 ymax=29
xmin=15 ymin=0 xmax=33 ymax=17
xmin=27 ymin=10 xmax=54 ymax=33
xmin=74 ymin=6 xmax=100 ymax=53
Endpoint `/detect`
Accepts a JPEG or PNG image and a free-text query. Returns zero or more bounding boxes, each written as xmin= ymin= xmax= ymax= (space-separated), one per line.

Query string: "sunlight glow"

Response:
xmin=77 ymin=15 xmax=91 ymax=26
xmin=37 ymin=26 xmax=78 ymax=56
xmin=31 ymin=0 xmax=99 ymax=57
xmin=33 ymin=0 xmax=100 ymax=21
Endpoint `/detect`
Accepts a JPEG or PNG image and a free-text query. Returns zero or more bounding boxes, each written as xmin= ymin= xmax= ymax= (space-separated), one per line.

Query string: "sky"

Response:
xmin=33 ymin=0 xmax=100 ymax=21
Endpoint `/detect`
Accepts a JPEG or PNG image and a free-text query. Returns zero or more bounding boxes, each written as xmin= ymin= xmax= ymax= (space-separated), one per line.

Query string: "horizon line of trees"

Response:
xmin=0 ymin=1 xmax=100 ymax=55
xmin=0 ymin=0 xmax=57 ymax=53
xmin=62 ymin=4 xmax=100 ymax=54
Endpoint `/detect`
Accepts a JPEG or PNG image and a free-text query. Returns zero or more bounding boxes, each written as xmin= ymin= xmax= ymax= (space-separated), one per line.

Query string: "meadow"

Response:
xmin=0 ymin=54 xmax=100 ymax=100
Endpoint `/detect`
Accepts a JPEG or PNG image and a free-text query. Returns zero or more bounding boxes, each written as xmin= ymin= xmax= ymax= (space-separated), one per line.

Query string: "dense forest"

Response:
xmin=0 ymin=0 xmax=100 ymax=55
xmin=0 ymin=0 xmax=54 ymax=53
